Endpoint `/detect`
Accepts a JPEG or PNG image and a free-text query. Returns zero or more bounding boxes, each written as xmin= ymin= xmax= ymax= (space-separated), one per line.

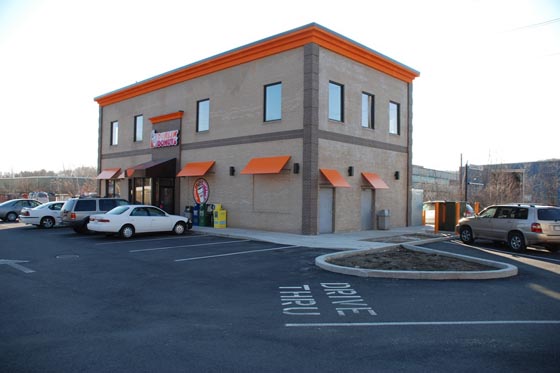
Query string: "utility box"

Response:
xmin=377 ymin=209 xmax=390 ymax=230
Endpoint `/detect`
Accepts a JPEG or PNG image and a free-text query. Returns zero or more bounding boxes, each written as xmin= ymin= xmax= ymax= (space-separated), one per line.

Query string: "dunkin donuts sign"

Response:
xmin=193 ymin=178 xmax=209 ymax=204
xmin=151 ymin=129 xmax=179 ymax=148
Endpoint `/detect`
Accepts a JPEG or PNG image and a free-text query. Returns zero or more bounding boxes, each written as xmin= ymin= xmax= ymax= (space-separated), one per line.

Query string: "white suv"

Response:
xmin=457 ymin=204 xmax=560 ymax=252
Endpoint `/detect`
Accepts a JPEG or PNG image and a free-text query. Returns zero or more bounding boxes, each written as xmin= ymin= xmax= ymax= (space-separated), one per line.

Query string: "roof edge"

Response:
xmin=94 ymin=23 xmax=419 ymax=107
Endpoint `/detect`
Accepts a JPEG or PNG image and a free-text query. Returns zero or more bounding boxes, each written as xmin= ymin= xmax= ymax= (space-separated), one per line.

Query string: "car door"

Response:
xmin=146 ymin=207 xmax=170 ymax=232
xmin=129 ymin=207 xmax=152 ymax=233
xmin=471 ymin=206 xmax=498 ymax=239
xmin=490 ymin=206 xmax=517 ymax=241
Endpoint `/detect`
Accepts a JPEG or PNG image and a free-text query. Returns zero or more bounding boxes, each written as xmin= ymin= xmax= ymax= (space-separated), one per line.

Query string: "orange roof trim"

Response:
xmin=95 ymin=24 xmax=419 ymax=107
xmin=149 ymin=111 xmax=184 ymax=124
xmin=320 ymin=169 xmax=351 ymax=188
xmin=362 ymin=172 xmax=389 ymax=189
xmin=241 ymin=155 xmax=291 ymax=175
xmin=177 ymin=161 xmax=215 ymax=177
xmin=96 ymin=168 xmax=121 ymax=180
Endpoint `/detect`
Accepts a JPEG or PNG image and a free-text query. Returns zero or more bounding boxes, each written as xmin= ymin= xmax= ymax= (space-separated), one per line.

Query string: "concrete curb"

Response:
xmin=315 ymin=243 xmax=518 ymax=280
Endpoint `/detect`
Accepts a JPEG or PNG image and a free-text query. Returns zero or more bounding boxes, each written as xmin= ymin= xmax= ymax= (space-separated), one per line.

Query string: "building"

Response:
xmin=94 ymin=23 xmax=420 ymax=234
xmin=463 ymin=160 xmax=560 ymax=207
xmin=412 ymin=165 xmax=460 ymax=202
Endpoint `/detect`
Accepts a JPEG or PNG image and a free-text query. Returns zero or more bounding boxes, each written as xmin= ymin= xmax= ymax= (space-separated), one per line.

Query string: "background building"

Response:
xmin=94 ymin=23 xmax=419 ymax=234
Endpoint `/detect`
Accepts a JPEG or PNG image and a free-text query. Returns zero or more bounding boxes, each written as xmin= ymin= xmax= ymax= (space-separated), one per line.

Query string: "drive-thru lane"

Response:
xmin=1 ymin=223 xmax=559 ymax=372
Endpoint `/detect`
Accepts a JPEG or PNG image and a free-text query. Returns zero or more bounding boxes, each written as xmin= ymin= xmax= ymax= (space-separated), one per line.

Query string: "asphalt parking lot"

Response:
xmin=1 ymin=222 xmax=560 ymax=372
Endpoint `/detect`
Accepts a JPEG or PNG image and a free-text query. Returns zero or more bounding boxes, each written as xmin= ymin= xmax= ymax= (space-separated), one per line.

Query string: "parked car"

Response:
xmin=60 ymin=197 xmax=128 ymax=233
xmin=28 ymin=192 xmax=50 ymax=204
xmin=0 ymin=199 xmax=42 ymax=222
xmin=19 ymin=201 xmax=65 ymax=228
xmin=87 ymin=204 xmax=192 ymax=239
xmin=456 ymin=203 xmax=560 ymax=252
xmin=423 ymin=201 xmax=474 ymax=225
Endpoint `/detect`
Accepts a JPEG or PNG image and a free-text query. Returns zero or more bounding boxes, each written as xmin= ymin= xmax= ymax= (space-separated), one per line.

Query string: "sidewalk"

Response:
xmin=191 ymin=225 xmax=455 ymax=250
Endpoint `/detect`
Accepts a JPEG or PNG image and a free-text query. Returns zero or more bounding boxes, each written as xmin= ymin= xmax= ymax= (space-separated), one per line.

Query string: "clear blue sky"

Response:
xmin=1 ymin=0 xmax=558 ymax=173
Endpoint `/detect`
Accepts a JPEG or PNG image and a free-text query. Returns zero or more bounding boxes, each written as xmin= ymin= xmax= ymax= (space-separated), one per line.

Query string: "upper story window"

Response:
xmin=197 ymin=99 xmax=210 ymax=132
xmin=328 ymin=81 xmax=344 ymax=122
xmin=110 ymin=121 xmax=119 ymax=145
xmin=361 ymin=92 xmax=375 ymax=129
xmin=134 ymin=115 xmax=143 ymax=142
xmin=264 ymin=82 xmax=282 ymax=122
xmin=389 ymin=101 xmax=400 ymax=135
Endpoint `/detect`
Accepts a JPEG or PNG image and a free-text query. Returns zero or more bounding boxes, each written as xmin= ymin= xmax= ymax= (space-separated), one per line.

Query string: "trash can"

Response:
xmin=377 ymin=209 xmax=390 ymax=230
xmin=184 ymin=206 xmax=193 ymax=220
xmin=192 ymin=204 xmax=200 ymax=226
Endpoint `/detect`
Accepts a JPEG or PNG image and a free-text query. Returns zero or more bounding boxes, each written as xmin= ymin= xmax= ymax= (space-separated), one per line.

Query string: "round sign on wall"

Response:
xmin=193 ymin=178 xmax=209 ymax=204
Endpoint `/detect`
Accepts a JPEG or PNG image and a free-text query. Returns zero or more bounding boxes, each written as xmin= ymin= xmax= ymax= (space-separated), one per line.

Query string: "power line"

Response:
xmin=508 ymin=17 xmax=560 ymax=31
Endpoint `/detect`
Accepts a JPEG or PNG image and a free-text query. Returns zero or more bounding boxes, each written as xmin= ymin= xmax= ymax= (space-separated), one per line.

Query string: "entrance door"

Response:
xmin=319 ymin=188 xmax=334 ymax=234
xmin=159 ymin=186 xmax=174 ymax=214
xmin=361 ymin=189 xmax=374 ymax=230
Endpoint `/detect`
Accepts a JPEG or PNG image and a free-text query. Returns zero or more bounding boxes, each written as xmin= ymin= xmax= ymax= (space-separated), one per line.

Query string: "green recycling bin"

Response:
xmin=199 ymin=203 xmax=207 ymax=227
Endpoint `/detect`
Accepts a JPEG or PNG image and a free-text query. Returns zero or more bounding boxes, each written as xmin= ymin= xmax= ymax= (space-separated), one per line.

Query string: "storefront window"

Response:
xmin=131 ymin=178 xmax=152 ymax=204
xmin=105 ymin=180 xmax=121 ymax=197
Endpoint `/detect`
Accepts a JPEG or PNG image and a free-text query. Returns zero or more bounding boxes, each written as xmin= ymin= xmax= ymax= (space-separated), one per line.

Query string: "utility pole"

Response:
xmin=464 ymin=162 xmax=469 ymax=202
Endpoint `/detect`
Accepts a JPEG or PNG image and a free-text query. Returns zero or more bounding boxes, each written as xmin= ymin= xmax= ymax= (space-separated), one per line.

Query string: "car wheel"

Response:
xmin=6 ymin=212 xmax=18 ymax=222
xmin=40 ymin=216 xmax=56 ymax=229
xmin=119 ymin=224 xmax=135 ymax=239
xmin=459 ymin=226 xmax=474 ymax=244
xmin=173 ymin=222 xmax=186 ymax=235
xmin=508 ymin=232 xmax=526 ymax=252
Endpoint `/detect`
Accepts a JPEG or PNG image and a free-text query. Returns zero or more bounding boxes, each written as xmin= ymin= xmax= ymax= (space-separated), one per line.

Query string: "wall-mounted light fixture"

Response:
xmin=348 ymin=166 xmax=354 ymax=177
xmin=293 ymin=163 xmax=300 ymax=174
xmin=229 ymin=166 xmax=235 ymax=176
xmin=394 ymin=171 xmax=400 ymax=180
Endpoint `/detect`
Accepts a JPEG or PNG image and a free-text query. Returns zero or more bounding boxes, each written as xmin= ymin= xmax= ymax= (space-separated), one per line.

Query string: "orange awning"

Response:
xmin=96 ymin=168 xmax=121 ymax=180
xmin=362 ymin=172 xmax=389 ymax=189
xmin=177 ymin=161 xmax=215 ymax=177
xmin=320 ymin=169 xmax=351 ymax=188
xmin=241 ymin=155 xmax=291 ymax=175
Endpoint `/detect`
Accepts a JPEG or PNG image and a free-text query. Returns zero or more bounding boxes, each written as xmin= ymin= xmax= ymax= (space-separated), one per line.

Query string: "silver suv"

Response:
xmin=457 ymin=204 xmax=560 ymax=252
xmin=60 ymin=197 xmax=128 ymax=233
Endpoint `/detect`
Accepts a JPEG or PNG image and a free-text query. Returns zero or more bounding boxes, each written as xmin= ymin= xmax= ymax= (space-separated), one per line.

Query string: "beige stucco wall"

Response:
xmin=100 ymin=48 xmax=304 ymax=157
xmin=318 ymin=48 xmax=409 ymax=147
xmin=318 ymin=139 xmax=408 ymax=231
xmin=178 ymin=138 xmax=303 ymax=233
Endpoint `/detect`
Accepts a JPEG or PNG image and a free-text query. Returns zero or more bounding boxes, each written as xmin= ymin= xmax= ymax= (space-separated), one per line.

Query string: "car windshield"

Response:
xmin=538 ymin=208 xmax=560 ymax=221
xmin=107 ymin=206 xmax=130 ymax=215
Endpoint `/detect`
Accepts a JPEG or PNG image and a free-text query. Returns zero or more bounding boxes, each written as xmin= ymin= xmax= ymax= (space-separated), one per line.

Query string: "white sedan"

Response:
xmin=87 ymin=205 xmax=192 ymax=238
xmin=19 ymin=201 xmax=64 ymax=228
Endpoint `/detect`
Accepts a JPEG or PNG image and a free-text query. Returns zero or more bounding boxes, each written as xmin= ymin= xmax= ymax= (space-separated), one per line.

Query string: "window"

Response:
xmin=134 ymin=115 xmax=143 ymax=142
xmin=75 ymin=200 xmax=96 ymax=211
xmin=389 ymin=102 xmax=400 ymax=135
xmin=197 ymin=99 xmax=210 ymax=132
xmin=264 ymin=82 xmax=282 ymax=122
xmin=328 ymin=81 xmax=344 ymax=122
xmin=110 ymin=121 xmax=119 ymax=145
xmin=361 ymin=92 xmax=375 ymax=129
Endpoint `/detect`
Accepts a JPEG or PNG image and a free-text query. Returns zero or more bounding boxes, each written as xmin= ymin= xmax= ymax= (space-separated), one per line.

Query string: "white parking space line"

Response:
xmin=95 ymin=234 xmax=209 ymax=246
xmin=130 ymin=239 xmax=251 ymax=253
xmin=175 ymin=245 xmax=298 ymax=262
xmin=286 ymin=320 xmax=560 ymax=328
xmin=453 ymin=240 xmax=560 ymax=264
